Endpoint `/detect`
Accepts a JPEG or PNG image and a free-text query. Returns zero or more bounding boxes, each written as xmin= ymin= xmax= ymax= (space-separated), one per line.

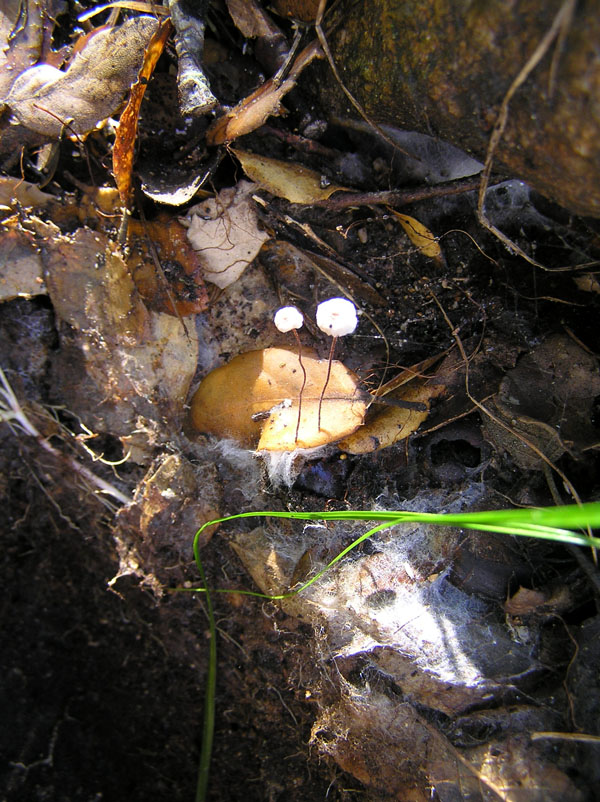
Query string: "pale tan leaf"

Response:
xmin=573 ymin=274 xmax=600 ymax=294
xmin=232 ymin=148 xmax=348 ymax=204
xmin=0 ymin=176 xmax=55 ymax=209
xmin=183 ymin=181 xmax=270 ymax=288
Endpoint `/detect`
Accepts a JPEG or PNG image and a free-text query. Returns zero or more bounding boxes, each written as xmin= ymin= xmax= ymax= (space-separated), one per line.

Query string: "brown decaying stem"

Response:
xmin=292 ymin=329 xmax=307 ymax=444
xmin=317 ymin=336 xmax=337 ymax=431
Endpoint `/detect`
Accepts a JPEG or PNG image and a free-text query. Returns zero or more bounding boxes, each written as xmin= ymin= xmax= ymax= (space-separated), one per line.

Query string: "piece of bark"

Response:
xmin=315 ymin=0 xmax=600 ymax=218
xmin=167 ymin=0 xmax=216 ymax=116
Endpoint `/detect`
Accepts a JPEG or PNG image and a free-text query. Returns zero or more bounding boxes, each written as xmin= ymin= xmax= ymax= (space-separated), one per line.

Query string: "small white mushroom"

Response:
xmin=316 ymin=297 xmax=358 ymax=337
xmin=274 ymin=305 xmax=304 ymax=333
xmin=315 ymin=298 xmax=358 ymax=430
xmin=274 ymin=306 xmax=306 ymax=444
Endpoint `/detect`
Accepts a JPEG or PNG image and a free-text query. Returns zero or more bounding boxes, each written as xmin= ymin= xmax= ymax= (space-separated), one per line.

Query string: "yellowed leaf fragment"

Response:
xmin=232 ymin=149 xmax=348 ymax=204
xmin=338 ymin=380 xmax=444 ymax=454
xmin=189 ymin=347 xmax=367 ymax=450
xmin=389 ymin=209 xmax=444 ymax=264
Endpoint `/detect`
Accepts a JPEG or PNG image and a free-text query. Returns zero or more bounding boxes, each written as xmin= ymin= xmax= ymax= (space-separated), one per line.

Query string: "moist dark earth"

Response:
xmin=2 ymin=4 xmax=600 ymax=802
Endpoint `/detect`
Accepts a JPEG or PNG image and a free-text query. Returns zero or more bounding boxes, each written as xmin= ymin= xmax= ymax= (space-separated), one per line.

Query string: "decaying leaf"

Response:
xmin=259 ymin=239 xmax=386 ymax=309
xmin=116 ymin=453 xmax=221 ymax=563
xmin=233 ymin=148 xmax=348 ymax=204
xmin=113 ymin=18 xmax=173 ymax=205
xmin=36 ymin=220 xmax=150 ymax=340
xmin=183 ymin=180 xmax=270 ymax=288
xmin=4 ymin=16 xmax=159 ymax=139
xmin=339 ymin=352 xmax=448 ymax=453
xmin=0 ymin=226 xmax=45 ymax=301
xmin=574 ymin=273 xmax=600 ymax=294
xmin=0 ymin=176 xmax=56 ymax=210
xmin=225 ymin=0 xmax=288 ymax=73
xmin=482 ymin=334 xmax=600 ymax=469
xmin=0 ymin=0 xmax=47 ymax=98
xmin=189 ymin=347 xmax=367 ymax=450
xmin=29 ymin=218 xmax=198 ymax=442
xmin=389 ymin=208 xmax=444 ymax=265
xmin=127 ymin=215 xmax=209 ymax=316
xmin=269 ymin=0 xmax=321 ymax=21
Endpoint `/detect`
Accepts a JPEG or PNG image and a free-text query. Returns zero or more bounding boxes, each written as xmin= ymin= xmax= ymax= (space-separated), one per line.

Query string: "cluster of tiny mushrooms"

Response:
xmin=274 ymin=297 xmax=358 ymax=442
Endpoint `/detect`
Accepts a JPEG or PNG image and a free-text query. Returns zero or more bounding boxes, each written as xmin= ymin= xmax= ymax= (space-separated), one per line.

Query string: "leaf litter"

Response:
xmin=1 ymin=2 xmax=600 ymax=801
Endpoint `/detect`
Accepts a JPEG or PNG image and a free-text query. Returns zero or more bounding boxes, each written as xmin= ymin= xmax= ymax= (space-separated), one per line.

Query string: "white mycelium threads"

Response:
xmin=315 ymin=298 xmax=358 ymax=430
xmin=274 ymin=306 xmax=306 ymax=444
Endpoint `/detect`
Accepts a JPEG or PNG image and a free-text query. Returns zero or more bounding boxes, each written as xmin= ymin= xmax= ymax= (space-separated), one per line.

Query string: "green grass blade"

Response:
xmin=193 ymin=502 xmax=600 ymax=553
xmin=186 ymin=500 xmax=600 ymax=799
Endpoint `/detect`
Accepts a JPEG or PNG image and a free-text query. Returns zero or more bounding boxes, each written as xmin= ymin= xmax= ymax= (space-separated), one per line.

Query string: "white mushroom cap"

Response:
xmin=316 ymin=297 xmax=358 ymax=337
xmin=274 ymin=306 xmax=304 ymax=332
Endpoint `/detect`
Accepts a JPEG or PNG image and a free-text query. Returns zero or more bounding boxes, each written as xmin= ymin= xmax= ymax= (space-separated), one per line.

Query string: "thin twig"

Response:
xmin=310 ymin=176 xmax=483 ymax=210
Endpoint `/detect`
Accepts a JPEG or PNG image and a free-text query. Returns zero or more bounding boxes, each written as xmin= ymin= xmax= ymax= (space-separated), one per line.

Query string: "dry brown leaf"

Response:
xmin=189 ymin=347 xmax=367 ymax=450
xmin=233 ymin=148 xmax=348 ymax=204
xmin=482 ymin=334 xmax=600 ymax=468
xmin=30 ymin=218 xmax=198 ymax=441
xmin=226 ymin=0 xmax=281 ymax=38
xmin=224 ymin=0 xmax=288 ymax=74
xmin=113 ymin=18 xmax=173 ymax=204
xmin=389 ymin=208 xmax=444 ymax=265
xmin=37 ymin=221 xmax=150 ymax=341
xmin=259 ymin=239 xmax=386 ymax=308
xmin=0 ymin=0 xmax=46 ymax=98
xmin=573 ymin=274 xmax=600 ymax=294
xmin=127 ymin=215 xmax=209 ymax=316
xmin=269 ymin=0 xmax=320 ymax=22
xmin=5 ymin=16 xmax=158 ymax=139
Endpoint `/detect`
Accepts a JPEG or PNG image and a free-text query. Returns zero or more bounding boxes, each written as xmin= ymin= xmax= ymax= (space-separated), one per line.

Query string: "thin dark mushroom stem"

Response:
xmin=318 ymin=335 xmax=337 ymax=431
xmin=292 ymin=329 xmax=307 ymax=443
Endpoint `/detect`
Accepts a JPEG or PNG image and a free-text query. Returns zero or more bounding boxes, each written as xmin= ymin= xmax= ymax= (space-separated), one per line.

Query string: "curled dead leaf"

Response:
xmin=206 ymin=40 xmax=321 ymax=145
xmin=189 ymin=347 xmax=367 ymax=451
xmin=113 ymin=18 xmax=173 ymax=204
